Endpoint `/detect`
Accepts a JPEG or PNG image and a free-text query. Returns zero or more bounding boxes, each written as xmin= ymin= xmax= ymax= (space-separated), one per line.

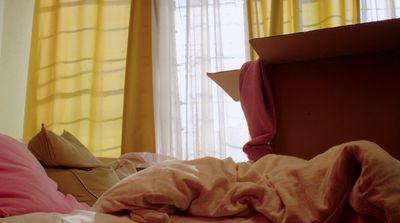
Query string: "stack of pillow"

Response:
xmin=27 ymin=125 xmax=138 ymax=206
xmin=0 ymin=125 xmax=138 ymax=217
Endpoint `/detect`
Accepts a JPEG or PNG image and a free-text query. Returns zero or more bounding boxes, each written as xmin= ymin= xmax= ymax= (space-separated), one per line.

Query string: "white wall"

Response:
xmin=0 ymin=0 xmax=34 ymax=139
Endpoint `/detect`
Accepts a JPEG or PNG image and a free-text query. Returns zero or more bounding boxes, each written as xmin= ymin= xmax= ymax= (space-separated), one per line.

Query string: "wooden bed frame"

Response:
xmin=209 ymin=18 xmax=400 ymax=160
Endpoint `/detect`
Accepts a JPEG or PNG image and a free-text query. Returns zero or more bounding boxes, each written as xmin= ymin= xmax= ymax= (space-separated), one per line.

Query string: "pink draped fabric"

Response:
xmin=239 ymin=59 xmax=276 ymax=161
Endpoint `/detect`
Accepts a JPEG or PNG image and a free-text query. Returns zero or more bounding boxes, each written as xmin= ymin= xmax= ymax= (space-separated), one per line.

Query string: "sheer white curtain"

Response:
xmin=152 ymin=0 xmax=248 ymax=161
xmin=360 ymin=0 xmax=400 ymax=22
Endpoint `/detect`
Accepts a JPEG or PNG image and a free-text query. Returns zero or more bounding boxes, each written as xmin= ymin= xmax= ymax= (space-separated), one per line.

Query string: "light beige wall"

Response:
xmin=0 ymin=0 xmax=34 ymax=139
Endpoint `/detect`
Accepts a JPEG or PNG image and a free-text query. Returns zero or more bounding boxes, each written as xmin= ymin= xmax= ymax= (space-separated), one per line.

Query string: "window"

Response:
xmin=360 ymin=0 xmax=400 ymax=22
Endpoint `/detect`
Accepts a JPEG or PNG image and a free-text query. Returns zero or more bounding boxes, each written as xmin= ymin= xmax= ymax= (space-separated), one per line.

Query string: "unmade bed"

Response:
xmin=1 ymin=19 xmax=400 ymax=223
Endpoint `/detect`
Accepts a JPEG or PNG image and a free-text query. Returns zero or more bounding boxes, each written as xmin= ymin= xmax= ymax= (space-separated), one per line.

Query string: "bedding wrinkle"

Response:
xmin=347 ymin=141 xmax=400 ymax=222
xmin=93 ymin=141 xmax=400 ymax=223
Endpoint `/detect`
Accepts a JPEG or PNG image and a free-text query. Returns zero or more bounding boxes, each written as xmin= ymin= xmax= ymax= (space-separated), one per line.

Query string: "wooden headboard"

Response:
xmin=250 ymin=19 xmax=400 ymax=160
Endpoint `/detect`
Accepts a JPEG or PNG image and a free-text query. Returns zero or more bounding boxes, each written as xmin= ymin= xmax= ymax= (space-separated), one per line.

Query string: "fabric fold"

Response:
xmin=93 ymin=140 xmax=400 ymax=223
xmin=239 ymin=59 xmax=276 ymax=161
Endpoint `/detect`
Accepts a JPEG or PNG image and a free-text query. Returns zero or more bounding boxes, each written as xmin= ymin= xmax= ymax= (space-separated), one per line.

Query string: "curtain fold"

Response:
xmin=121 ymin=0 xmax=155 ymax=154
xmin=247 ymin=0 xmax=360 ymax=59
xmin=151 ymin=0 xmax=183 ymax=158
xmin=23 ymin=0 xmax=130 ymax=157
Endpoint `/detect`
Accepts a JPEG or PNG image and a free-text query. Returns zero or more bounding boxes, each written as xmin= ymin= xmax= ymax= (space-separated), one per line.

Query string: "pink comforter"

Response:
xmin=93 ymin=141 xmax=400 ymax=223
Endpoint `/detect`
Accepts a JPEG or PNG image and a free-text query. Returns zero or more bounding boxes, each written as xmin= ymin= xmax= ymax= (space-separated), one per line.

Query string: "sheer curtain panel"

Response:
xmin=360 ymin=0 xmax=400 ymax=22
xmin=152 ymin=0 xmax=249 ymax=161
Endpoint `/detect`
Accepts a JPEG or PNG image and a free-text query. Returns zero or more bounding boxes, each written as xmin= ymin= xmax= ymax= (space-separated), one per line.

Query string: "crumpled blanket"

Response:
xmin=93 ymin=141 xmax=400 ymax=223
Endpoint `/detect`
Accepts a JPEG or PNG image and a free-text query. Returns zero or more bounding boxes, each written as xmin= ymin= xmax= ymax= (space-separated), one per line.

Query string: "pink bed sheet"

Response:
xmin=0 ymin=210 xmax=135 ymax=223
xmin=93 ymin=141 xmax=400 ymax=223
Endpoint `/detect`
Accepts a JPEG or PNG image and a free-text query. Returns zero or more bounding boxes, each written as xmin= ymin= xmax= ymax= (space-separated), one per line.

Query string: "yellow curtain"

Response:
xmin=24 ymin=0 xmax=131 ymax=157
xmin=247 ymin=0 xmax=360 ymax=59
xmin=121 ymin=0 xmax=155 ymax=154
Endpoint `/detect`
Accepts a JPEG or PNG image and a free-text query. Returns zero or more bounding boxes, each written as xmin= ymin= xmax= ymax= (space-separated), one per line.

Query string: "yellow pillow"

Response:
xmin=45 ymin=159 xmax=138 ymax=206
xmin=28 ymin=125 xmax=103 ymax=169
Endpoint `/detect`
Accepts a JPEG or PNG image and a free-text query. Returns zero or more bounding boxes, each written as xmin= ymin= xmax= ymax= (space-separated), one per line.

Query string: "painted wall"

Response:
xmin=0 ymin=0 xmax=34 ymax=139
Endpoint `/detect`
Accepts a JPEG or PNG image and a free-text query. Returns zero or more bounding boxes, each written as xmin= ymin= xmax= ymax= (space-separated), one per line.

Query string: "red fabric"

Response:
xmin=239 ymin=59 xmax=276 ymax=161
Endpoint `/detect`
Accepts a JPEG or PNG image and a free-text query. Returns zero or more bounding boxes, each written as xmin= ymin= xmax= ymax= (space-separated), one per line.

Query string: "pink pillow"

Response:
xmin=0 ymin=134 xmax=90 ymax=217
